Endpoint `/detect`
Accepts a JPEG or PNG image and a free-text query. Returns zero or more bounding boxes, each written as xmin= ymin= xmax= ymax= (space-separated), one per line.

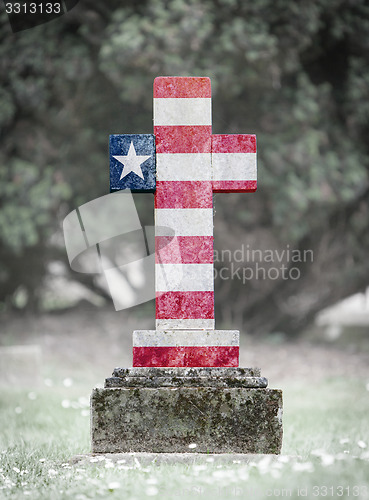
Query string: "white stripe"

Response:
xmin=155 ymin=209 xmax=213 ymax=236
xmin=156 ymin=264 xmax=213 ymax=292
xmin=133 ymin=329 xmax=239 ymax=347
xmin=212 ymin=152 xmax=257 ymax=181
xmin=154 ymin=98 xmax=211 ymax=126
xmin=156 ymin=153 xmax=211 ymax=181
xmin=156 ymin=319 xmax=215 ymax=330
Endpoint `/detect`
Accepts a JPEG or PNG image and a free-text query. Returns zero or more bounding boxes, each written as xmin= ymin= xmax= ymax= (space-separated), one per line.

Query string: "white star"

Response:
xmin=113 ymin=141 xmax=151 ymax=181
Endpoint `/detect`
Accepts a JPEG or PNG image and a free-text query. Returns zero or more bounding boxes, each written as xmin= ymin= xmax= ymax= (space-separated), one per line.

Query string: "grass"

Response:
xmin=1 ymin=377 xmax=369 ymax=499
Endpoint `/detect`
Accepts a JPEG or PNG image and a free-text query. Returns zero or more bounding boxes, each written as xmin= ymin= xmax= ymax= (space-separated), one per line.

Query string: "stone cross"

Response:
xmin=109 ymin=77 xmax=257 ymax=368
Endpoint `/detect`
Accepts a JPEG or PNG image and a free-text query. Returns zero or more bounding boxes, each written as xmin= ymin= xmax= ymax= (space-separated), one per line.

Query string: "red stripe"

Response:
xmin=155 ymin=181 xmax=213 ymax=209
xmin=133 ymin=346 xmax=239 ymax=367
xmin=156 ymin=236 xmax=214 ymax=264
xmin=212 ymin=134 xmax=257 ymax=153
xmin=154 ymin=77 xmax=211 ymax=98
xmin=213 ymin=180 xmax=257 ymax=193
xmin=155 ymin=126 xmax=212 ymax=153
xmin=156 ymin=291 xmax=214 ymax=319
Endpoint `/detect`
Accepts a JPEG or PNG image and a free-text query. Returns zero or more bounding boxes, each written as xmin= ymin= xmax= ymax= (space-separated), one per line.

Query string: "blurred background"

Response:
xmin=1 ymin=0 xmax=369 ymax=386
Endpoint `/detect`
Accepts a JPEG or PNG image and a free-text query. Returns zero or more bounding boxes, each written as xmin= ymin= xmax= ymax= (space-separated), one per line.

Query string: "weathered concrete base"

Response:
xmin=91 ymin=368 xmax=283 ymax=454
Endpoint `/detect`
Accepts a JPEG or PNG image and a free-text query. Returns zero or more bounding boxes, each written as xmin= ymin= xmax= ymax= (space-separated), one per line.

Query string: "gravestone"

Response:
xmin=91 ymin=77 xmax=283 ymax=453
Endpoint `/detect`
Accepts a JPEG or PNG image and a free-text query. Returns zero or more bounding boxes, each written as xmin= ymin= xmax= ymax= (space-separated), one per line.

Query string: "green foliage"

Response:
xmin=0 ymin=160 xmax=71 ymax=254
xmin=99 ymin=0 xmax=369 ymax=243
xmin=0 ymin=0 xmax=369 ymax=322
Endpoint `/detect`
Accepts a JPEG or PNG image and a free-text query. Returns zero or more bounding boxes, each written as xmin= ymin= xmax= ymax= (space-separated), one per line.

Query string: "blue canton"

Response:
xmin=110 ymin=134 xmax=156 ymax=193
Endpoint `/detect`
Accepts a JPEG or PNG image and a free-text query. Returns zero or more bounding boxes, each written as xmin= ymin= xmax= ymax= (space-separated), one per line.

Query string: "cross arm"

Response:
xmin=212 ymin=134 xmax=257 ymax=193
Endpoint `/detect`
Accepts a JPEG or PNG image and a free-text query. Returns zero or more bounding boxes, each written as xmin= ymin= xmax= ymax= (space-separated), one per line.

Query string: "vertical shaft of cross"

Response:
xmin=153 ymin=77 xmax=215 ymax=331
xmin=132 ymin=76 xmax=256 ymax=367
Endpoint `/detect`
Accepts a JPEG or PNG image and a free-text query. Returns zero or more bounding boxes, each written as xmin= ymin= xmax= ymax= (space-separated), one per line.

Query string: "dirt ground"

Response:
xmin=1 ymin=303 xmax=369 ymax=388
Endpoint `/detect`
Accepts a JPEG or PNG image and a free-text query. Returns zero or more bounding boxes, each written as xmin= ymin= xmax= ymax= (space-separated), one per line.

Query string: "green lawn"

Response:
xmin=1 ymin=377 xmax=368 ymax=499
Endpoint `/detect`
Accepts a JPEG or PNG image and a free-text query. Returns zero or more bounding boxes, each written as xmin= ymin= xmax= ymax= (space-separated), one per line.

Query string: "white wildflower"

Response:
xmin=212 ymin=469 xmax=236 ymax=479
xmin=238 ymin=468 xmax=249 ymax=481
xmin=335 ymin=453 xmax=349 ymax=460
xmin=272 ymin=461 xmax=283 ymax=470
xmin=256 ymin=455 xmax=272 ymax=473
xmin=271 ymin=468 xmax=281 ymax=479
xmin=108 ymin=482 xmax=121 ymax=490
xmin=292 ymin=462 xmax=314 ymax=472
xmin=193 ymin=465 xmax=207 ymax=472
xmin=188 ymin=443 xmax=197 ymax=449
xmin=311 ymin=448 xmax=325 ymax=457
xmin=358 ymin=440 xmax=367 ymax=449
xmin=146 ymin=486 xmax=159 ymax=496
xmin=78 ymin=396 xmax=89 ymax=407
xmin=321 ymin=454 xmax=335 ymax=466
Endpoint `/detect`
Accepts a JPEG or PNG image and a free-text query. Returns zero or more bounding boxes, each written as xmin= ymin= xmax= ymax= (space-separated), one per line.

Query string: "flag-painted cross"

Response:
xmin=110 ymin=77 xmax=257 ymax=368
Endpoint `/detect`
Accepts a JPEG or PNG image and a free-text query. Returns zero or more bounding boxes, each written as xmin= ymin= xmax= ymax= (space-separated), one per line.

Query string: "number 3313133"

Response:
xmin=5 ymin=3 xmax=62 ymax=14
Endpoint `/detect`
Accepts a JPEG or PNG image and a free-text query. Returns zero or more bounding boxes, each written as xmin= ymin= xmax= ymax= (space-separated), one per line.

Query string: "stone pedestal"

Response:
xmin=91 ymin=368 xmax=283 ymax=454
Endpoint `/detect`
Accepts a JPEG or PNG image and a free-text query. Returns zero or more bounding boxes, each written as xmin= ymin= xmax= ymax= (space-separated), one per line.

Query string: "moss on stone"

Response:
xmin=91 ymin=386 xmax=283 ymax=454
